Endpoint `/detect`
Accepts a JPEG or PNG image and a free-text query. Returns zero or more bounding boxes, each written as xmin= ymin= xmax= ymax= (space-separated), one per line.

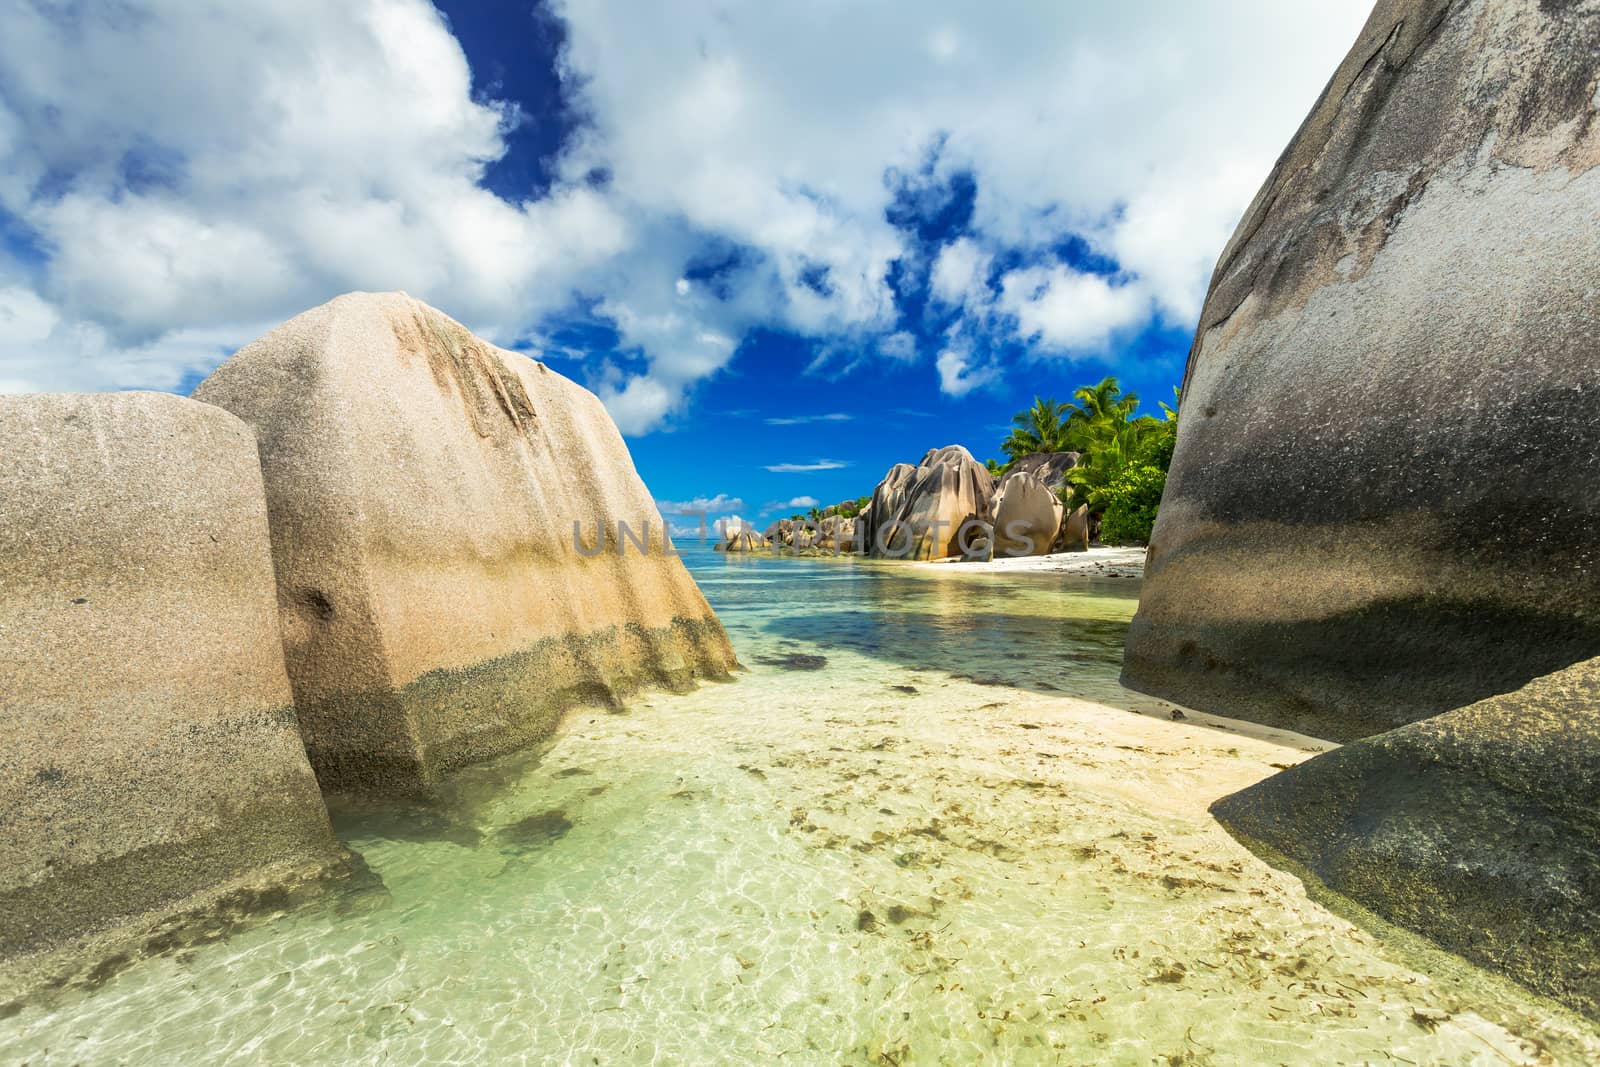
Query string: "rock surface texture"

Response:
xmin=0 ymin=393 xmax=345 ymax=997
xmin=1213 ymin=657 xmax=1600 ymax=1021
xmin=858 ymin=446 xmax=996 ymax=560
xmin=194 ymin=293 xmax=738 ymax=795
xmin=992 ymin=471 xmax=1064 ymax=558
xmin=1125 ymin=0 xmax=1600 ymax=740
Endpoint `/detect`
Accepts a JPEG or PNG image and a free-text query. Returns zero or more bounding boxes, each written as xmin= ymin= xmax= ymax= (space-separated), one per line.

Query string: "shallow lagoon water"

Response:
xmin=5 ymin=546 xmax=1598 ymax=1065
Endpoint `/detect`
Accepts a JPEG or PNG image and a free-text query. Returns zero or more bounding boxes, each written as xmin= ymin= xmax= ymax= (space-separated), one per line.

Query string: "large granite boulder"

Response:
xmin=817 ymin=514 xmax=857 ymax=553
xmin=0 ymin=393 xmax=347 ymax=996
xmin=1002 ymin=451 xmax=1080 ymax=493
xmin=194 ymin=292 xmax=739 ymax=796
xmin=859 ymin=446 xmax=995 ymax=560
xmin=1213 ymin=657 xmax=1600 ymax=1021
xmin=1060 ymin=505 xmax=1090 ymax=553
xmin=992 ymin=471 xmax=1063 ymax=559
xmin=719 ymin=527 xmax=769 ymax=552
xmin=1124 ymin=0 xmax=1600 ymax=740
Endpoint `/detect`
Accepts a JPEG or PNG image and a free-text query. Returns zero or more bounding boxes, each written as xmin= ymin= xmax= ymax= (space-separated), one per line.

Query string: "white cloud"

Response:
xmin=878 ymin=331 xmax=918 ymax=362
xmin=929 ymin=237 xmax=991 ymax=308
xmin=997 ymin=265 xmax=1150 ymax=354
xmin=935 ymin=343 xmax=999 ymax=398
xmin=765 ymin=459 xmax=849 ymax=473
xmin=0 ymin=0 xmax=1372 ymax=428
xmin=551 ymin=0 xmax=1370 ymax=420
xmin=0 ymin=0 xmax=628 ymax=392
xmin=657 ymin=493 xmax=746 ymax=515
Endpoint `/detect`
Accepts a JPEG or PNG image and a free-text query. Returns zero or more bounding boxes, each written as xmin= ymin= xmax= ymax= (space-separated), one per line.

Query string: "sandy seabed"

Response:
xmin=4 ymin=556 xmax=1596 ymax=1065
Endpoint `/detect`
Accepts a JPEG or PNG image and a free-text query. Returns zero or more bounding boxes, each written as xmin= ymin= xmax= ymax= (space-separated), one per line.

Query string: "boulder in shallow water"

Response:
xmin=0 ymin=392 xmax=347 ymax=996
xmin=992 ymin=471 xmax=1064 ymax=559
xmin=194 ymin=292 xmax=739 ymax=796
xmin=1213 ymin=657 xmax=1600 ymax=1021
xmin=720 ymin=527 xmax=769 ymax=552
xmin=858 ymin=446 xmax=995 ymax=560
xmin=1124 ymin=0 xmax=1600 ymax=739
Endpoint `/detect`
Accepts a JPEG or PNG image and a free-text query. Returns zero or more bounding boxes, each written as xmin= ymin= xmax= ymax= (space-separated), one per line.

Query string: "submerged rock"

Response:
xmin=1213 ymin=657 xmax=1600 ymax=1021
xmin=194 ymin=292 xmax=739 ymax=796
xmin=858 ymin=445 xmax=995 ymax=560
xmin=0 ymin=393 xmax=347 ymax=998
xmin=1124 ymin=0 xmax=1600 ymax=738
xmin=992 ymin=471 xmax=1064 ymax=559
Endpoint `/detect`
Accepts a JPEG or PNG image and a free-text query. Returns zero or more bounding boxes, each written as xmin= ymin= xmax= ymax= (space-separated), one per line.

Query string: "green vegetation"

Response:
xmin=998 ymin=378 xmax=1179 ymax=546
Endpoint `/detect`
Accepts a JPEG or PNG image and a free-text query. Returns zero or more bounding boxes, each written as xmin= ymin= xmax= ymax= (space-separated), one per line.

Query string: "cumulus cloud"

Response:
xmin=764 ymin=459 xmax=849 ymax=473
xmin=997 ymin=265 xmax=1149 ymax=354
xmin=0 ymin=0 xmax=1371 ymax=428
xmin=929 ymin=238 xmax=991 ymax=309
xmin=761 ymin=494 xmax=819 ymax=513
xmin=549 ymin=0 xmax=1369 ymax=420
xmin=935 ymin=343 xmax=999 ymax=398
xmin=657 ymin=493 xmax=745 ymax=515
xmin=0 ymin=0 xmax=630 ymax=392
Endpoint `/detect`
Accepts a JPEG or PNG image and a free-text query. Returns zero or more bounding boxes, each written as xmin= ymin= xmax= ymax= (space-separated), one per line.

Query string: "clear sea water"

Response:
xmin=5 ymin=545 xmax=1597 ymax=1065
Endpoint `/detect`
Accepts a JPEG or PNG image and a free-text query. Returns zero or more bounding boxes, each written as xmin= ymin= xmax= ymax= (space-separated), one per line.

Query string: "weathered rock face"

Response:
xmin=1213 ymin=657 xmax=1600 ymax=1021
xmin=992 ymin=471 xmax=1063 ymax=559
xmin=194 ymin=292 xmax=738 ymax=795
xmin=0 ymin=393 xmax=346 ymax=995
xmin=1003 ymin=451 xmax=1080 ymax=493
xmin=817 ymin=514 xmax=857 ymax=552
xmin=859 ymin=446 xmax=995 ymax=560
xmin=1125 ymin=0 xmax=1600 ymax=740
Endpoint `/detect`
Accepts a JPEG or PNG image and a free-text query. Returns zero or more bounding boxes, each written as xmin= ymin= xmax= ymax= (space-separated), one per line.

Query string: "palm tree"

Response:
xmin=1063 ymin=376 xmax=1139 ymax=433
xmin=1001 ymin=397 xmax=1070 ymax=461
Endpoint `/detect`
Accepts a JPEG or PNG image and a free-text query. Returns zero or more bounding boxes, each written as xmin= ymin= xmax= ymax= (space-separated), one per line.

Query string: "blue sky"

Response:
xmin=0 ymin=1 xmax=1372 ymax=530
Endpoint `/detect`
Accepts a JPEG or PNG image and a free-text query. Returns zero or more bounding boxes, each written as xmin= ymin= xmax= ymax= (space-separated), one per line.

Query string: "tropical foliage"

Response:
xmin=997 ymin=377 xmax=1180 ymax=545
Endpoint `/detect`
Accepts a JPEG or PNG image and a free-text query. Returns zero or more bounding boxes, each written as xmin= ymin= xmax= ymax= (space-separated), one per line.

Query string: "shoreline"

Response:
xmin=912 ymin=544 xmax=1146 ymax=577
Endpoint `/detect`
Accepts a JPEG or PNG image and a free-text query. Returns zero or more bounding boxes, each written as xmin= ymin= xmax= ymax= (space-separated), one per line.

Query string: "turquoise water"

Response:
xmin=4 ymin=546 xmax=1597 ymax=1065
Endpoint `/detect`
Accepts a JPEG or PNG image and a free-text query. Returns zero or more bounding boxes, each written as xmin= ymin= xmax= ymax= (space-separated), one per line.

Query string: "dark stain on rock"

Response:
xmin=300 ymin=589 xmax=335 ymax=622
